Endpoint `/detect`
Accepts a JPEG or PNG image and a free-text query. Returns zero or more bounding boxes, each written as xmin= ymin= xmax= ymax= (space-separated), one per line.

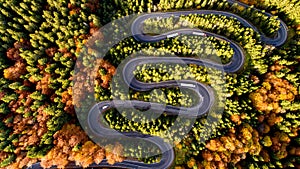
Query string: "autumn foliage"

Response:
xmin=250 ymin=73 xmax=297 ymax=114
xmin=0 ymin=0 xmax=300 ymax=168
xmin=40 ymin=124 xmax=124 ymax=168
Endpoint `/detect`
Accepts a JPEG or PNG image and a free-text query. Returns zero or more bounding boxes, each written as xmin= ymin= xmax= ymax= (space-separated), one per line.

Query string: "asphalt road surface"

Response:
xmin=29 ymin=0 xmax=288 ymax=168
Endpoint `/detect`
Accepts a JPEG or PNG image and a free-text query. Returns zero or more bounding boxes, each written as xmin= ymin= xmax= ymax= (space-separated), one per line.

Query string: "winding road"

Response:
xmin=227 ymin=0 xmax=288 ymax=46
xmin=29 ymin=0 xmax=288 ymax=169
xmin=85 ymin=22 xmax=248 ymax=169
xmin=132 ymin=0 xmax=288 ymax=46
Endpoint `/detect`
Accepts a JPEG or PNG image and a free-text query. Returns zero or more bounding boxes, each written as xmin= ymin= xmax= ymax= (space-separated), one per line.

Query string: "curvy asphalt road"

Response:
xmin=227 ymin=0 xmax=288 ymax=46
xmin=29 ymin=0 xmax=288 ymax=169
xmin=86 ymin=12 xmax=248 ymax=169
xmin=132 ymin=0 xmax=288 ymax=46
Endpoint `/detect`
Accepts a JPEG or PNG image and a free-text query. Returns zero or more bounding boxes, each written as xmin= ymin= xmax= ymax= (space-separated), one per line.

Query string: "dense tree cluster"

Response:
xmin=0 ymin=0 xmax=123 ymax=168
xmin=40 ymin=124 xmax=124 ymax=168
xmin=0 ymin=0 xmax=300 ymax=168
xmin=181 ymin=124 xmax=261 ymax=169
xmin=250 ymin=73 xmax=297 ymax=114
xmin=241 ymin=0 xmax=300 ymax=25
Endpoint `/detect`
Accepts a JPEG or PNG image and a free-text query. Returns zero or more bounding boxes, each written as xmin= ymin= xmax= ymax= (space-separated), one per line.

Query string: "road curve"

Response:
xmin=29 ymin=0 xmax=287 ymax=169
xmin=227 ymin=0 xmax=288 ymax=46
xmin=78 ymin=1 xmax=252 ymax=169
xmin=131 ymin=3 xmax=288 ymax=46
xmin=88 ymin=101 xmax=175 ymax=169
xmin=86 ymin=25 xmax=246 ymax=169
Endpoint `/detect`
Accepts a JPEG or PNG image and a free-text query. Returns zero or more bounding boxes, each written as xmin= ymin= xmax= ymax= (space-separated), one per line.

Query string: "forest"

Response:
xmin=0 ymin=0 xmax=300 ymax=168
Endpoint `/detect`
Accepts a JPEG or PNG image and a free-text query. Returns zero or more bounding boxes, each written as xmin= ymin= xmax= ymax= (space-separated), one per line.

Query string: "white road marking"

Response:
xmin=192 ymin=32 xmax=206 ymax=36
xmin=180 ymin=83 xmax=196 ymax=88
xmin=102 ymin=105 xmax=109 ymax=109
xmin=167 ymin=33 xmax=179 ymax=38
